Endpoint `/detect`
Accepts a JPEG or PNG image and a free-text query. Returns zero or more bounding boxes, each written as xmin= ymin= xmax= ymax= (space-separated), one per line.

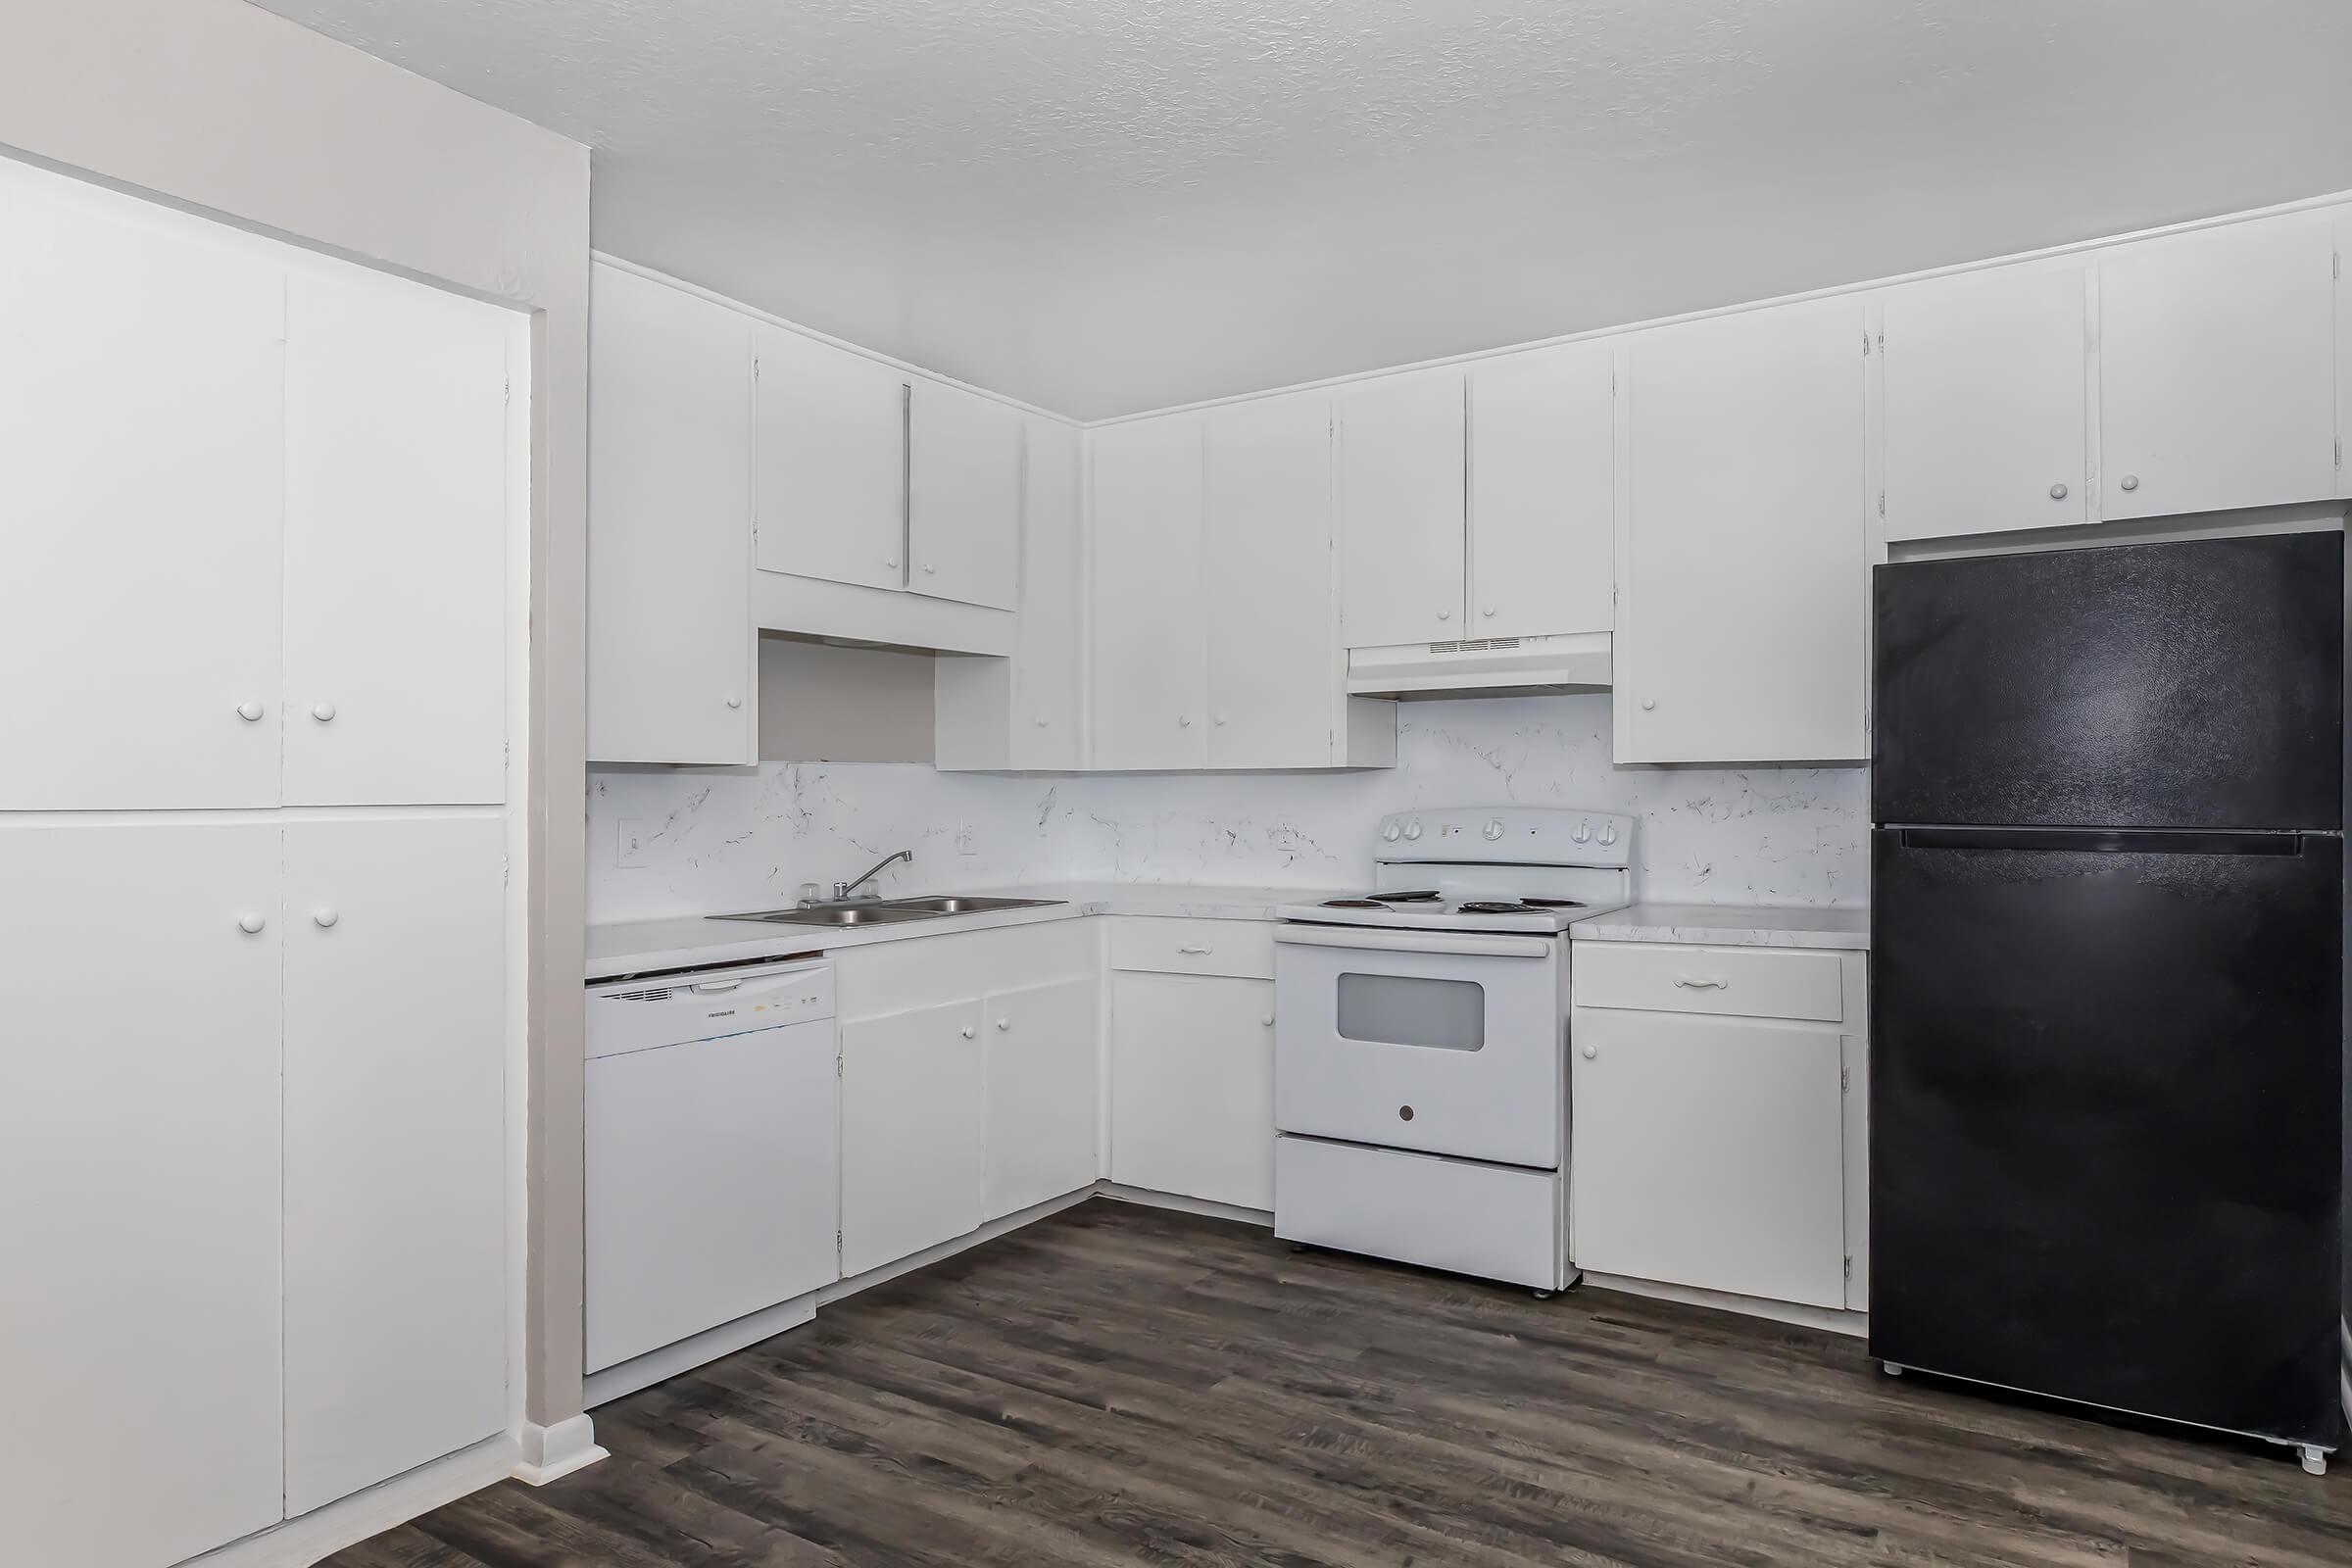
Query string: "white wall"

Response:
xmin=0 ymin=0 xmax=592 ymax=1441
xmin=588 ymin=694 xmax=1867 ymax=923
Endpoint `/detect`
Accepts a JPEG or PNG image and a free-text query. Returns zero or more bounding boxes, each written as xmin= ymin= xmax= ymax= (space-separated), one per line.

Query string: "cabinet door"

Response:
xmin=1205 ymin=392 xmax=1337 ymax=767
xmin=1336 ymin=370 xmax=1466 ymax=647
xmin=1013 ymin=417 xmax=1084 ymax=767
xmin=1571 ymin=1008 xmax=1847 ymax=1308
xmin=1109 ymin=973 xmax=1275 ymax=1210
xmin=1620 ymin=301 xmax=1868 ymax=763
xmin=0 ymin=823 xmax=284 ymax=1568
xmin=841 ymin=999 xmax=986 ymax=1276
xmin=282 ymin=816 xmax=507 ymax=1515
xmin=284 ymin=267 xmax=512 ymax=805
xmin=754 ymin=324 xmax=906 ymax=591
xmin=909 ymin=380 xmax=1021 ymax=611
xmin=1882 ymin=265 xmax=2089 ymax=541
xmin=1468 ymin=343 xmax=1614 ymax=638
xmin=2100 ymin=211 xmax=2338 ymax=520
xmin=1088 ymin=416 xmax=1207 ymax=769
xmin=983 ymin=976 xmax=1100 ymax=1220
xmin=587 ymin=265 xmax=756 ymax=763
xmin=0 ymin=171 xmax=284 ymax=809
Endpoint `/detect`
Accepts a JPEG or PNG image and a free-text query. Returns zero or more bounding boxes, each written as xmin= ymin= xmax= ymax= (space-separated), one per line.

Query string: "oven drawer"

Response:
xmin=1572 ymin=942 xmax=1843 ymax=1024
xmin=1276 ymin=1136 xmax=1564 ymax=1291
xmin=1107 ymin=916 xmax=1276 ymax=980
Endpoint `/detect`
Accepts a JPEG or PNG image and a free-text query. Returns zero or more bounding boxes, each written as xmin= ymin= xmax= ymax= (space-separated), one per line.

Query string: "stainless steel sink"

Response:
xmin=710 ymin=894 xmax=1062 ymax=927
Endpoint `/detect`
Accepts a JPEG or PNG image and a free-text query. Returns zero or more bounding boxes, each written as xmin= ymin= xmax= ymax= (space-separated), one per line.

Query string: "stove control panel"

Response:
xmin=1372 ymin=807 xmax=1635 ymax=868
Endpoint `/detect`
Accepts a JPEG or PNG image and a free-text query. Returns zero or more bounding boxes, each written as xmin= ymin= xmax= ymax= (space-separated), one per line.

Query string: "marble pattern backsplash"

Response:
xmin=587 ymin=694 xmax=1868 ymax=925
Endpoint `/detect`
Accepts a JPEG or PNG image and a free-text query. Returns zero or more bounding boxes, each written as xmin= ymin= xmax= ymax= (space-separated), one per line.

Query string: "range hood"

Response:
xmin=1348 ymin=632 xmax=1611 ymax=700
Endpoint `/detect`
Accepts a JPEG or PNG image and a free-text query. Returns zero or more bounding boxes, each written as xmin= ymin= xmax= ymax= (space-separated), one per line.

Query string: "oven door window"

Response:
xmin=1334 ymin=972 xmax=1486 ymax=1052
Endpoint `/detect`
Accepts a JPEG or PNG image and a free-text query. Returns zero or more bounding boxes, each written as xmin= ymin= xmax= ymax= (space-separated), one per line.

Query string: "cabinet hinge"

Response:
xmin=1876 ymin=329 xmax=1885 ymax=355
xmin=2337 ymin=436 xmax=2344 ymax=469
xmin=1876 ymin=492 xmax=1886 ymax=518
xmin=2334 ymin=249 xmax=2341 ymax=281
xmin=1861 ymin=330 xmax=1871 ymax=358
xmin=1843 ymin=1254 xmax=1853 ymax=1279
xmin=1840 ymin=1065 xmax=1850 ymax=1093
xmin=503 ymin=377 xmax=511 ymax=404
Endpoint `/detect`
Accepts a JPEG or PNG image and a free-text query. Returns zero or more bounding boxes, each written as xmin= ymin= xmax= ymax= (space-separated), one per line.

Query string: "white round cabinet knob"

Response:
xmin=1403 ymin=819 xmax=1423 ymax=841
xmin=724 ymin=695 xmax=742 ymax=710
xmin=1436 ymin=608 xmax=1451 ymax=621
xmin=1381 ymin=822 xmax=1401 ymax=842
xmin=996 ymin=1018 xmax=1009 ymax=1032
xmin=1483 ymin=818 xmax=1505 ymax=841
xmin=922 ymin=563 xmax=936 ymax=574
xmin=1260 ymin=1015 xmax=1275 ymax=1028
xmin=2120 ymin=475 xmax=2139 ymax=492
xmin=236 ymin=702 xmax=264 ymax=723
xmin=311 ymin=703 xmax=336 ymax=723
xmin=1177 ymin=713 xmax=1192 ymax=728
xmin=885 ymin=556 xmax=900 ymax=568
xmin=2049 ymin=483 xmax=2068 ymax=500
xmin=1580 ymin=1043 xmax=1597 ymax=1060
xmin=1482 ymin=606 xmax=1496 ymax=618
xmin=314 ymin=907 xmax=339 ymax=928
xmin=237 ymin=913 xmax=267 ymax=935
xmin=1641 ymin=699 xmax=1656 ymax=711
xmin=1035 ymin=717 xmax=1049 ymax=728
xmin=960 ymin=1025 xmax=976 ymax=1040
xmin=1214 ymin=715 xmax=1227 ymax=726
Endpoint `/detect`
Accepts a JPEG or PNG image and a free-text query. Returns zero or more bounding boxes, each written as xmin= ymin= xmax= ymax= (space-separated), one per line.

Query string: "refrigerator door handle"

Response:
xmin=1895 ymin=827 xmax=2309 ymax=856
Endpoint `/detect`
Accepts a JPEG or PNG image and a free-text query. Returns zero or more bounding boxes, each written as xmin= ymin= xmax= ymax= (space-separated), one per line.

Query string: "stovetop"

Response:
xmin=1277 ymin=890 xmax=1614 ymax=935
xmin=1275 ymin=808 xmax=1638 ymax=936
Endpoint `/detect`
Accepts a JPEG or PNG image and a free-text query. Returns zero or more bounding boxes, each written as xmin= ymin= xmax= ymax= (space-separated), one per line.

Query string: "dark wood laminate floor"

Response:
xmin=328 ymin=1200 xmax=2352 ymax=1567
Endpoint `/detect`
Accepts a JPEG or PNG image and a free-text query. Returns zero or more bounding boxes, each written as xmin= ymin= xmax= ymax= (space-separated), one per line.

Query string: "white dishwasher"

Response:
xmin=585 ymin=956 xmax=837 ymax=1375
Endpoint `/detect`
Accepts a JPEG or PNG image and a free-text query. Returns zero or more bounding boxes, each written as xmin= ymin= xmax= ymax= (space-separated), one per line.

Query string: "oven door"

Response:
xmin=1273 ymin=925 xmax=1564 ymax=1168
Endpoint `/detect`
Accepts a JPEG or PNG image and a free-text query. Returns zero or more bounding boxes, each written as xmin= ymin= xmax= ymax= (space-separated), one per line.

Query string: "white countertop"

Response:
xmin=1570 ymin=903 xmax=1870 ymax=951
xmin=586 ymin=881 xmax=1352 ymax=980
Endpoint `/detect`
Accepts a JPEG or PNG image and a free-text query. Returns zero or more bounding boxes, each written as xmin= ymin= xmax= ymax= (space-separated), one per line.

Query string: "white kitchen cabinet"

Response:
xmin=588 ymin=264 xmax=757 ymax=764
xmin=1109 ymin=970 xmax=1277 ymax=1211
xmin=0 ymin=177 xmax=285 ymax=810
xmin=2099 ymin=210 xmax=2339 ymax=520
xmin=840 ymin=998 xmax=988 ymax=1276
xmin=934 ymin=416 xmax=1085 ymax=770
xmin=1467 ymin=343 xmax=1614 ymax=638
xmin=2341 ymin=209 xmax=2352 ymax=504
xmin=755 ymin=322 xmax=907 ymax=592
xmin=0 ymin=823 xmax=285 ymax=1568
xmin=1337 ymin=369 xmax=1466 ymax=648
xmin=1618 ymin=299 xmax=1868 ymax=763
xmin=1571 ymin=1007 xmax=1848 ymax=1309
xmin=285 ymin=268 xmax=512 ymax=804
xmin=1089 ymin=415 xmax=1208 ymax=769
xmin=983 ymin=975 xmax=1102 ymax=1220
xmin=1203 ymin=392 xmax=1342 ymax=767
xmin=282 ymin=815 xmax=508 ymax=1516
xmin=1881 ymin=264 xmax=2090 ymax=541
xmin=909 ymin=379 xmax=1022 ymax=611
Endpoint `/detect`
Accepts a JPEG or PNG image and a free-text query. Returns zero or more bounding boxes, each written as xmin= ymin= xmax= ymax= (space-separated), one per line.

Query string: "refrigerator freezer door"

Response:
xmin=1874 ymin=532 xmax=2342 ymax=830
xmin=1869 ymin=828 xmax=2345 ymax=1446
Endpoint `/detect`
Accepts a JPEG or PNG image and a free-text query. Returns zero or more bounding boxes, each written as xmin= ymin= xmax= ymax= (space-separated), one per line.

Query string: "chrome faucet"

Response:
xmin=827 ymin=849 xmax=912 ymax=904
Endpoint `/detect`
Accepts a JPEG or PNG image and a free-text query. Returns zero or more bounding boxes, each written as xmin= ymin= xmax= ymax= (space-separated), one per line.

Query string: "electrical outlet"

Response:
xmin=955 ymin=821 xmax=978 ymax=856
xmin=617 ymin=818 xmax=651 ymax=868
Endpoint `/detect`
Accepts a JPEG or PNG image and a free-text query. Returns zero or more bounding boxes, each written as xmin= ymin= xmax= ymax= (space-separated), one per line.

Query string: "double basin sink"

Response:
xmin=711 ymin=894 xmax=1062 ymax=928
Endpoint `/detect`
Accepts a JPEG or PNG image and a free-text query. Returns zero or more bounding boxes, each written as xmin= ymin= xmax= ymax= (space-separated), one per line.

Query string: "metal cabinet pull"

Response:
xmin=1178 ymin=945 xmax=1212 ymax=955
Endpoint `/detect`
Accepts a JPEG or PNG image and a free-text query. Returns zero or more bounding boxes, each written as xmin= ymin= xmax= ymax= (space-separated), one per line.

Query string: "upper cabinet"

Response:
xmin=908 ymin=381 xmax=1022 ymax=612
xmin=1090 ymin=415 xmax=1209 ymax=769
xmin=753 ymin=324 xmax=906 ymax=592
xmin=588 ymin=265 xmax=757 ymax=764
xmin=1467 ymin=342 xmax=1615 ymax=639
xmin=1337 ymin=370 xmax=1466 ymax=647
xmin=1618 ymin=299 xmax=1868 ymax=764
xmin=1881 ymin=264 xmax=2090 ymax=542
xmin=2099 ymin=210 xmax=2339 ymax=521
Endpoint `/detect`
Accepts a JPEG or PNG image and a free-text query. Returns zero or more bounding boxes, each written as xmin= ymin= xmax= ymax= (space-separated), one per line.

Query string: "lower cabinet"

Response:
xmin=1109 ymin=969 xmax=1277 ymax=1211
xmin=984 ymin=976 xmax=1101 ymax=1220
xmin=841 ymin=998 xmax=989 ymax=1276
xmin=1570 ymin=941 xmax=1868 ymax=1311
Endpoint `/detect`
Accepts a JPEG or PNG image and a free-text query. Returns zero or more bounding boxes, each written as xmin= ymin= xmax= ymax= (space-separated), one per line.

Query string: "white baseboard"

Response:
xmin=180 ymin=1433 xmax=519 ymax=1568
xmin=1578 ymin=1271 xmax=1869 ymax=1339
xmin=510 ymin=1414 xmax=607 ymax=1487
xmin=818 ymin=1188 xmax=1100 ymax=1306
xmin=1094 ymin=1182 xmax=1273 ymax=1228
xmin=587 ymin=1294 xmax=817 ymax=1408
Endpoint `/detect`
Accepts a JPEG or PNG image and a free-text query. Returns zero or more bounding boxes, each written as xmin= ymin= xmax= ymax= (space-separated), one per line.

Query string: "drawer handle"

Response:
xmin=1179 ymin=945 xmax=1213 ymax=955
xmin=1673 ymin=976 xmax=1728 ymax=990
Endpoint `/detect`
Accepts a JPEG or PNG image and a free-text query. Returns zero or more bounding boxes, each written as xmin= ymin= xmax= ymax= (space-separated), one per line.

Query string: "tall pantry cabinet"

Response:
xmin=0 ymin=160 xmax=523 ymax=1567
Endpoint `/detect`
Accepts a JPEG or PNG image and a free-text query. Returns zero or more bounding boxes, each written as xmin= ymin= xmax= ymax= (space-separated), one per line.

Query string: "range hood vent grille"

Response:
xmin=1348 ymin=631 xmax=1611 ymax=700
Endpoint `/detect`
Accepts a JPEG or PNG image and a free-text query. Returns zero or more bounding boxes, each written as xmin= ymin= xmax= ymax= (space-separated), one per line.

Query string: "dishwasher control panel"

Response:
xmin=586 ymin=959 xmax=835 ymax=1059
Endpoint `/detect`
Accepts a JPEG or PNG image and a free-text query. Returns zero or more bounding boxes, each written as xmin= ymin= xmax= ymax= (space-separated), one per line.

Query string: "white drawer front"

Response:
xmin=1276 ymin=1136 xmax=1563 ymax=1291
xmin=1106 ymin=915 xmax=1276 ymax=980
xmin=1573 ymin=942 xmax=1843 ymax=1023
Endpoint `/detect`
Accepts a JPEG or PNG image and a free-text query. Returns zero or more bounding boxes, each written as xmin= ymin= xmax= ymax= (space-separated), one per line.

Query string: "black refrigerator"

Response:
xmin=1871 ymin=530 xmax=2348 ymax=1467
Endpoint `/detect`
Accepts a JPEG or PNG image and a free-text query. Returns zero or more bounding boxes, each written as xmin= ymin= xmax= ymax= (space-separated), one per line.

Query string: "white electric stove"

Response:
xmin=1270 ymin=807 xmax=1634 ymax=1295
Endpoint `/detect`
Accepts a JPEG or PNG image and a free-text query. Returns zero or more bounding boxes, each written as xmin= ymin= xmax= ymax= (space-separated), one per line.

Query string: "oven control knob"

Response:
xmin=1598 ymin=823 xmax=1617 ymax=847
xmin=1403 ymin=819 xmax=1423 ymax=841
xmin=1482 ymin=818 xmax=1505 ymax=841
xmin=1381 ymin=821 xmax=1401 ymax=842
xmin=1573 ymin=822 xmax=1592 ymax=844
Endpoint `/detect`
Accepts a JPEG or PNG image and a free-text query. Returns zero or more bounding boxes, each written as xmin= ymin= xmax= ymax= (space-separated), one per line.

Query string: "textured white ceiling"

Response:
xmin=249 ymin=0 xmax=2352 ymax=418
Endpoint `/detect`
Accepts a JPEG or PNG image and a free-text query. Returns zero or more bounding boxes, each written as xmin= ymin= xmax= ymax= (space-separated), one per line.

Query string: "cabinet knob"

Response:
xmin=314 ymin=907 xmax=339 ymax=929
xmin=1260 ymin=1015 xmax=1275 ymax=1028
xmin=1580 ymin=1043 xmax=1596 ymax=1060
xmin=236 ymin=701 xmax=265 ymax=723
xmin=1436 ymin=608 xmax=1451 ymax=621
xmin=1482 ymin=606 xmax=1496 ymax=618
xmin=2048 ymin=482 xmax=2068 ymax=500
xmin=996 ymin=1018 xmax=1009 ymax=1031
xmin=311 ymin=702 xmax=336 ymax=723
xmin=922 ymin=563 xmax=936 ymax=574
xmin=1177 ymin=714 xmax=1192 ymax=727
xmin=1641 ymin=699 xmax=1656 ymax=711
xmin=1034 ymin=717 xmax=1049 ymax=727
xmin=1213 ymin=715 xmax=1227 ymax=726
xmin=237 ymin=913 xmax=267 ymax=935
xmin=724 ymin=694 xmax=742 ymax=710
xmin=885 ymin=556 xmax=901 ymax=569
xmin=2119 ymin=474 xmax=2139 ymax=492
xmin=960 ymin=1025 xmax=976 ymax=1040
